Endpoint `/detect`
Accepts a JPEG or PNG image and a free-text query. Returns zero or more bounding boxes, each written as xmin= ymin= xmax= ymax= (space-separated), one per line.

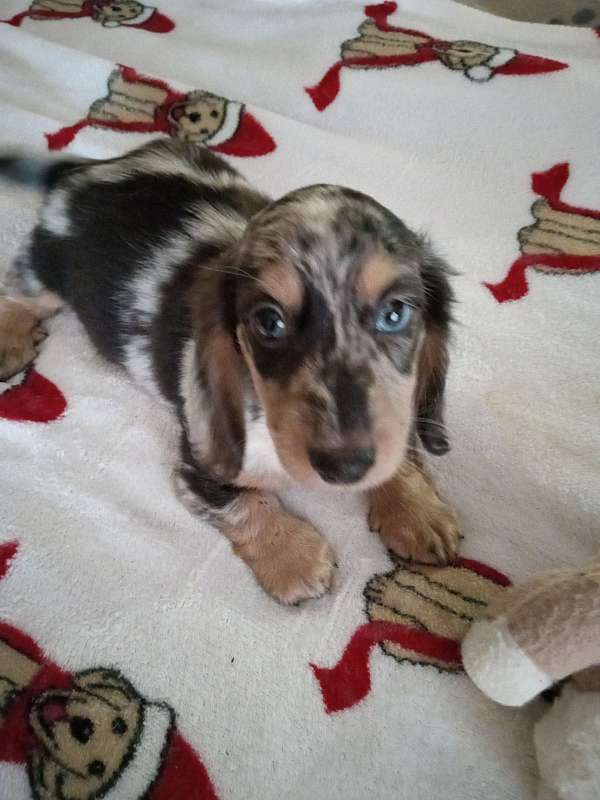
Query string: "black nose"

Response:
xmin=69 ymin=716 xmax=94 ymax=744
xmin=308 ymin=447 xmax=375 ymax=484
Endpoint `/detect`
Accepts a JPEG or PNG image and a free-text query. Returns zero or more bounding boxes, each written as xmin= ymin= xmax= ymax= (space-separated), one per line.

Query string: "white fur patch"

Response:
xmin=120 ymin=232 xmax=194 ymax=397
xmin=40 ymin=189 xmax=71 ymax=237
xmin=236 ymin=412 xmax=291 ymax=490
xmin=187 ymin=201 xmax=247 ymax=246
xmin=87 ymin=148 xmax=250 ymax=192
xmin=180 ymin=337 xmax=211 ymax=460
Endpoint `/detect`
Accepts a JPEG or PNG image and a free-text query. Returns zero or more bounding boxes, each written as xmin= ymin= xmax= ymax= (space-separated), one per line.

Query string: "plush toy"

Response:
xmin=462 ymin=558 xmax=600 ymax=800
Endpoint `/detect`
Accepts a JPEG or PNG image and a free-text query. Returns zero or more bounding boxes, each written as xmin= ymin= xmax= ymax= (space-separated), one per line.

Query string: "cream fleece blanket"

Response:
xmin=0 ymin=2 xmax=599 ymax=799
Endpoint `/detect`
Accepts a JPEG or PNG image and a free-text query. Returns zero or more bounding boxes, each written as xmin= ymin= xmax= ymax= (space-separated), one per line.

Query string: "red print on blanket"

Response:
xmin=0 ymin=619 xmax=220 ymax=798
xmin=311 ymin=557 xmax=510 ymax=713
xmin=0 ymin=369 xmax=66 ymax=423
xmin=0 ymin=541 xmax=19 ymax=580
xmin=46 ymin=65 xmax=276 ymax=157
xmin=2 ymin=0 xmax=174 ymax=33
xmin=306 ymin=2 xmax=568 ymax=111
xmin=485 ymin=163 xmax=600 ymax=303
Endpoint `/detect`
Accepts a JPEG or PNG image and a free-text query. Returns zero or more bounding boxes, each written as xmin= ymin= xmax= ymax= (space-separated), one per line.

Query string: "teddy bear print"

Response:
xmin=311 ymin=557 xmax=510 ymax=713
xmin=0 ymin=621 xmax=219 ymax=799
xmin=45 ymin=65 xmax=276 ymax=157
xmin=306 ymin=1 xmax=568 ymax=111
xmin=2 ymin=0 xmax=175 ymax=33
xmin=485 ymin=162 xmax=600 ymax=302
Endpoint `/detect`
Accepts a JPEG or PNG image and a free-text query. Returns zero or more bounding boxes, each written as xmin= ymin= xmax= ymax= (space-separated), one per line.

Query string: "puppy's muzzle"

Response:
xmin=308 ymin=446 xmax=375 ymax=484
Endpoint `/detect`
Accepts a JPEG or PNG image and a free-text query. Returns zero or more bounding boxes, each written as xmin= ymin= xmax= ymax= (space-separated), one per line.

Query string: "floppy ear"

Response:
xmin=416 ymin=326 xmax=449 ymax=454
xmin=200 ymin=325 xmax=246 ymax=482
xmin=416 ymin=250 xmax=454 ymax=455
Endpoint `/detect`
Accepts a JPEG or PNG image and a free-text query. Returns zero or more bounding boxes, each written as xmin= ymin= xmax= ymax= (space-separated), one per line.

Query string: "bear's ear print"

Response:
xmin=75 ymin=668 xmax=141 ymax=705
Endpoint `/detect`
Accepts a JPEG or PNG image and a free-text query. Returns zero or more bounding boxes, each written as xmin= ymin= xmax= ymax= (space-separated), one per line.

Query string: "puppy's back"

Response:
xmin=1 ymin=140 xmax=269 ymax=392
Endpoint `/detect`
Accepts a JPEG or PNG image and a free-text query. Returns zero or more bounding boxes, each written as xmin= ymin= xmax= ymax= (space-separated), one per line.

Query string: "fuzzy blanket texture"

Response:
xmin=0 ymin=2 xmax=599 ymax=799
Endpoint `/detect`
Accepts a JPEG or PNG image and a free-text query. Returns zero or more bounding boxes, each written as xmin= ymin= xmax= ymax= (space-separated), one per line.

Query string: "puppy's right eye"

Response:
xmin=250 ymin=305 xmax=288 ymax=342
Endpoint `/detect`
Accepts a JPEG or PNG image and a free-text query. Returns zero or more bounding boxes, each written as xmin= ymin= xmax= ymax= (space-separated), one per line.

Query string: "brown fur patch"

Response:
xmin=355 ymin=249 xmax=400 ymax=306
xmin=257 ymin=261 xmax=304 ymax=313
xmin=415 ymin=325 xmax=449 ymax=453
xmin=220 ymin=490 xmax=336 ymax=604
xmin=201 ymin=327 xmax=246 ymax=480
xmin=368 ymin=461 xmax=460 ymax=563
xmin=415 ymin=326 xmax=447 ymax=414
xmin=0 ymin=292 xmax=63 ymax=380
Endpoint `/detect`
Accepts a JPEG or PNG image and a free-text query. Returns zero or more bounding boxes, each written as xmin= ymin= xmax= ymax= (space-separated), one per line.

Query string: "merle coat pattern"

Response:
xmin=0 ymin=139 xmax=460 ymax=604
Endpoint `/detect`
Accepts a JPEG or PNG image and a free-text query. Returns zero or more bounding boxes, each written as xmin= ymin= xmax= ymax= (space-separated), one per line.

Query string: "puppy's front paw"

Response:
xmin=0 ymin=299 xmax=45 ymax=381
xmin=369 ymin=467 xmax=460 ymax=565
xmin=234 ymin=513 xmax=336 ymax=605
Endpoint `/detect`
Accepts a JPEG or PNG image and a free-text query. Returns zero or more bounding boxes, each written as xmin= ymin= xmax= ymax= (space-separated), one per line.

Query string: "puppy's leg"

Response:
xmin=0 ymin=291 xmax=63 ymax=380
xmin=174 ymin=462 xmax=336 ymax=605
xmin=368 ymin=461 xmax=460 ymax=564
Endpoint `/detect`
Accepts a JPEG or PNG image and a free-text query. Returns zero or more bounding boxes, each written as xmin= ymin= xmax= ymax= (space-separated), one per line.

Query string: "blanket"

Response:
xmin=1 ymin=2 xmax=599 ymax=798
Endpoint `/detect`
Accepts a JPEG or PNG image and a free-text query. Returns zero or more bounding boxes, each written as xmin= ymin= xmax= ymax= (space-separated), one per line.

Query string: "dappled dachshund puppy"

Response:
xmin=0 ymin=139 xmax=459 ymax=604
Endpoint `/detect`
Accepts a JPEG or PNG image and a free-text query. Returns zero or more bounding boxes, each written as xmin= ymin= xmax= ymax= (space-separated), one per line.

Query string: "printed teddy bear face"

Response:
xmin=434 ymin=40 xmax=499 ymax=71
xmin=28 ymin=669 xmax=142 ymax=800
xmin=93 ymin=0 xmax=144 ymax=24
xmin=169 ymin=91 xmax=228 ymax=142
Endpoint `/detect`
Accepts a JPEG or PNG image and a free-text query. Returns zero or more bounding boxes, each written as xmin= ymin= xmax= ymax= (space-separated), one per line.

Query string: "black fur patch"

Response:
xmin=179 ymin=433 xmax=240 ymax=509
xmin=242 ymin=282 xmax=336 ymax=381
xmin=323 ymin=362 xmax=372 ymax=434
xmin=151 ymin=244 xmax=221 ymax=405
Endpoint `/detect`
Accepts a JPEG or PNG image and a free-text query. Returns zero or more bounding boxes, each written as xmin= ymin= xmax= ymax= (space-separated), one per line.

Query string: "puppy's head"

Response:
xmin=201 ymin=185 xmax=453 ymax=489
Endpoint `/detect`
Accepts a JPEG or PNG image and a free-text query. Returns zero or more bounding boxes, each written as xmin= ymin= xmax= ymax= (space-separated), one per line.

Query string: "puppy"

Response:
xmin=0 ymin=139 xmax=459 ymax=604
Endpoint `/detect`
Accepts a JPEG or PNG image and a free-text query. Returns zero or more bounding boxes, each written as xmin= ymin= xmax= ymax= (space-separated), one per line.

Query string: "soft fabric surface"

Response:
xmin=0 ymin=2 xmax=598 ymax=798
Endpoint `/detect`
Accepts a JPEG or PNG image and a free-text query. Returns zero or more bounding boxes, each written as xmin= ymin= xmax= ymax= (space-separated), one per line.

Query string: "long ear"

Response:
xmin=200 ymin=325 xmax=246 ymax=482
xmin=416 ymin=249 xmax=454 ymax=455
xmin=416 ymin=326 xmax=449 ymax=454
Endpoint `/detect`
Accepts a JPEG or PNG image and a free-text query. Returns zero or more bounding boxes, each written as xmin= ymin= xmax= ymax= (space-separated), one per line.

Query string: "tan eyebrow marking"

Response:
xmin=355 ymin=250 xmax=401 ymax=306
xmin=258 ymin=262 xmax=304 ymax=313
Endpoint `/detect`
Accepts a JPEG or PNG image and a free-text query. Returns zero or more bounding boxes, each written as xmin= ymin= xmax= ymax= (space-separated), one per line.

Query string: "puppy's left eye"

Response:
xmin=250 ymin=304 xmax=288 ymax=342
xmin=374 ymin=299 xmax=412 ymax=334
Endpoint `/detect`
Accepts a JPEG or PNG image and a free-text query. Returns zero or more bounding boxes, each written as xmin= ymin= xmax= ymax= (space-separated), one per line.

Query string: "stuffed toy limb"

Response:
xmin=461 ymin=559 xmax=600 ymax=800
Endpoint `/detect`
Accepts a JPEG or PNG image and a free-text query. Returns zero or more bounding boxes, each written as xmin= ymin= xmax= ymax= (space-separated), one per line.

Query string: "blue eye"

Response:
xmin=251 ymin=304 xmax=288 ymax=341
xmin=374 ymin=299 xmax=412 ymax=334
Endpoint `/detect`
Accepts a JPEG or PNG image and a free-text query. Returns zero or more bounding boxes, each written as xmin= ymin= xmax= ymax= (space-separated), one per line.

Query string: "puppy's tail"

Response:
xmin=0 ymin=153 xmax=88 ymax=191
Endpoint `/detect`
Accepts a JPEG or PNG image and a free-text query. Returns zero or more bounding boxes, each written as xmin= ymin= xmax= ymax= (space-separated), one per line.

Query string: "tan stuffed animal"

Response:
xmin=462 ymin=559 xmax=600 ymax=800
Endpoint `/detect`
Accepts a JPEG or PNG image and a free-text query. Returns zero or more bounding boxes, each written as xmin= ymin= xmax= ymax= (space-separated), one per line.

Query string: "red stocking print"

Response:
xmin=306 ymin=2 xmax=567 ymax=111
xmin=0 ymin=369 xmax=66 ymax=423
xmin=45 ymin=65 xmax=275 ymax=157
xmin=311 ymin=557 xmax=510 ymax=713
xmin=485 ymin=163 xmax=600 ymax=303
